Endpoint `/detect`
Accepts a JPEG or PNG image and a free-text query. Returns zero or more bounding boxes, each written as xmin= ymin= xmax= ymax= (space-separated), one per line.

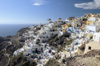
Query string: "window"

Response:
xmin=88 ymin=46 xmax=91 ymax=50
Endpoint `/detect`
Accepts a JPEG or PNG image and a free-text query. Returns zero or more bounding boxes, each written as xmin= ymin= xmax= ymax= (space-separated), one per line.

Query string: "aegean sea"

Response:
xmin=0 ymin=24 xmax=34 ymax=37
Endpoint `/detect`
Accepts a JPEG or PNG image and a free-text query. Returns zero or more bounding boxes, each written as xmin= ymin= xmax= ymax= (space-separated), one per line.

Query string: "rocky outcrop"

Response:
xmin=0 ymin=37 xmax=4 ymax=43
xmin=0 ymin=26 xmax=30 ymax=66
xmin=17 ymin=27 xmax=30 ymax=36
xmin=0 ymin=36 xmax=11 ymax=43
xmin=0 ymin=51 xmax=9 ymax=66
xmin=0 ymin=36 xmax=20 ymax=66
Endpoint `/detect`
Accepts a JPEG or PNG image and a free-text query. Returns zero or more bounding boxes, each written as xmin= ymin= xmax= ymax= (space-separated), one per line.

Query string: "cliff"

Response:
xmin=0 ymin=27 xmax=33 ymax=66
xmin=17 ymin=27 xmax=30 ymax=36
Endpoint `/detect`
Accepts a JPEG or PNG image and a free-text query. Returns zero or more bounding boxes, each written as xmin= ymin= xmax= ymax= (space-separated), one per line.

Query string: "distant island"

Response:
xmin=1 ymin=13 xmax=100 ymax=66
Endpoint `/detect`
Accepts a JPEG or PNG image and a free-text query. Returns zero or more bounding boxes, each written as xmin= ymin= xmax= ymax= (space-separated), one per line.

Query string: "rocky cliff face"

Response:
xmin=0 ymin=27 xmax=31 ymax=66
xmin=0 ymin=36 xmax=21 ymax=66
xmin=17 ymin=27 xmax=30 ymax=36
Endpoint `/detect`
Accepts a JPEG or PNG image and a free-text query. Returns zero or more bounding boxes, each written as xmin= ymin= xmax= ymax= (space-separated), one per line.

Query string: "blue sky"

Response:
xmin=0 ymin=0 xmax=100 ymax=24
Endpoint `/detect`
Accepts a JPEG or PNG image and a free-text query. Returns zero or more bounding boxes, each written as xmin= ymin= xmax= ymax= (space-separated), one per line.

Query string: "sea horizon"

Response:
xmin=0 ymin=24 xmax=37 ymax=37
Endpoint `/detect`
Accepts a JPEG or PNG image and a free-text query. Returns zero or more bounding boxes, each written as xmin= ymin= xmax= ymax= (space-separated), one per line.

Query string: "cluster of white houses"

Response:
xmin=13 ymin=13 xmax=100 ymax=66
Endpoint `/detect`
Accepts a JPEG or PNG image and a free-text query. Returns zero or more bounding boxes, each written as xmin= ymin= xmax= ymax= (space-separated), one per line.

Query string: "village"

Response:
xmin=13 ymin=13 xmax=100 ymax=66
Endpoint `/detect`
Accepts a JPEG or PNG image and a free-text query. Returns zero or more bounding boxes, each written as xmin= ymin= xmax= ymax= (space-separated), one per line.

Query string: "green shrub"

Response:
xmin=45 ymin=59 xmax=60 ymax=66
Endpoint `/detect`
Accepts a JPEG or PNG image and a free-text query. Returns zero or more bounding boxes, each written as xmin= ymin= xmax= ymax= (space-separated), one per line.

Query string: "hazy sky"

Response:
xmin=0 ymin=0 xmax=100 ymax=24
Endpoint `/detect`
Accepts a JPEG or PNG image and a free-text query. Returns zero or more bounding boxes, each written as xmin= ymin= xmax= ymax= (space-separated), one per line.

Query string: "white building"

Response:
xmin=78 ymin=31 xmax=85 ymax=38
xmin=58 ymin=30 xmax=63 ymax=37
xmin=67 ymin=27 xmax=79 ymax=33
xmin=88 ymin=17 xmax=96 ymax=22
xmin=65 ymin=19 xmax=72 ymax=25
xmin=71 ymin=39 xmax=83 ymax=54
xmin=93 ymin=32 xmax=100 ymax=43
xmin=37 ymin=23 xmax=58 ymax=43
xmin=56 ymin=21 xmax=64 ymax=25
xmin=86 ymin=25 xmax=100 ymax=33
xmin=45 ymin=22 xmax=55 ymax=29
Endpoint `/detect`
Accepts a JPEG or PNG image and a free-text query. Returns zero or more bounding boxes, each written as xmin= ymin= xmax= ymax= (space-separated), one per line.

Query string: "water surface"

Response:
xmin=0 ymin=24 xmax=33 ymax=37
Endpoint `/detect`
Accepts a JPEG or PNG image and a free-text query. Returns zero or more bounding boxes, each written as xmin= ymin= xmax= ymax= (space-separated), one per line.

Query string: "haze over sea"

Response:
xmin=0 ymin=24 xmax=34 ymax=37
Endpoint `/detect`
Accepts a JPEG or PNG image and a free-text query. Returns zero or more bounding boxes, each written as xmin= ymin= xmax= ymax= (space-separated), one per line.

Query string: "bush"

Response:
xmin=48 ymin=33 xmax=73 ymax=52
xmin=83 ymin=18 xmax=87 ymax=21
xmin=8 ymin=53 xmax=37 ymax=66
xmin=45 ymin=59 xmax=60 ymax=66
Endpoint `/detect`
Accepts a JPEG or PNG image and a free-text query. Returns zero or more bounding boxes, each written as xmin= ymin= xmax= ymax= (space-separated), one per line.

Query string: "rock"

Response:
xmin=17 ymin=27 xmax=30 ymax=36
xmin=0 ymin=37 xmax=4 ymax=43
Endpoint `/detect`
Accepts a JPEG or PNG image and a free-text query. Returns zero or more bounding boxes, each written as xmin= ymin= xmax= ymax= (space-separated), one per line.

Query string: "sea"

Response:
xmin=0 ymin=24 xmax=35 ymax=37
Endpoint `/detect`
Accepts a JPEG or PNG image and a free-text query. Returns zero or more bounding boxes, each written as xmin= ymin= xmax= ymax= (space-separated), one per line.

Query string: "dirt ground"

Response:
xmin=68 ymin=56 xmax=100 ymax=66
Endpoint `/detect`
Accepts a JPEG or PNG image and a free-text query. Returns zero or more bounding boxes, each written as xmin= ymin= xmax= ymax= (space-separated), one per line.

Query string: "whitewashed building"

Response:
xmin=88 ymin=17 xmax=96 ymax=22
xmin=93 ymin=32 xmax=100 ymax=43
xmin=86 ymin=25 xmax=100 ymax=33
xmin=58 ymin=30 xmax=63 ymax=37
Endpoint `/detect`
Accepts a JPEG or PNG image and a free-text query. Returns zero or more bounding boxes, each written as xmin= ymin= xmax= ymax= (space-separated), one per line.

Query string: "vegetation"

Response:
xmin=0 ymin=27 xmax=39 ymax=66
xmin=82 ymin=18 xmax=87 ymax=21
xmin=45 ymin=59 xmax=61 ymax=66
xmin=8 ymin=53 xmax=37 ymax=66
xmin=48 ymin=33 xmax=73 ymax=52
xmin=0 ymin=50 xmax=9 ymax=66
xmin=0 ymin=35 xmax=36 ymax=66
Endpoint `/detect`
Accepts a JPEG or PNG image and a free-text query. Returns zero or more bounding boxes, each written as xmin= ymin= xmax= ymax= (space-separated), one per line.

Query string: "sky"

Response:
xmin=0 ymin=0 xmax=100 ymax=24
